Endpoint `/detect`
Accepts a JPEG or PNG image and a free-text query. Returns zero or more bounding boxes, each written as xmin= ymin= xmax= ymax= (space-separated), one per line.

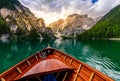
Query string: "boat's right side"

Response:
xmin=53 ymin=49 xmax=114 ymax=81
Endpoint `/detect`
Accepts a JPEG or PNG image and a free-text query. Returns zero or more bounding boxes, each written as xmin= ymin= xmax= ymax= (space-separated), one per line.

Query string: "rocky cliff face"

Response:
xmin=49 ymin=14 xmax=96 ymax=37
xmin=0 ymin=0 xmax=54 ymax=40
xmin=49 ymin=19 xmax=64 ymax=33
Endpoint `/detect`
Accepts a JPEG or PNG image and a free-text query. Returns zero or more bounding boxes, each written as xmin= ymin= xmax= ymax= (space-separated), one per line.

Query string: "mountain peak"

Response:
xmin=78 ymin=5 xmax=120 ymax=38
xmin=0 ymin=0 xmax=54 ymax=40
xmin=49 ymin=13 xmax=96 ymax=37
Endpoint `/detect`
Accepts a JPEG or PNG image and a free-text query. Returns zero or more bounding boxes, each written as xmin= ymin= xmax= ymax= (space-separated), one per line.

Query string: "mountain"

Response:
xmin=0 ymin=0 xmax=54 ymax=40
xmin=49 ymin=19 xmax=64 ymax=33
xmin=78 ymin=5 xmax=120 ymax=39
xmin=49 ymin=14 xmax=96 ymax=37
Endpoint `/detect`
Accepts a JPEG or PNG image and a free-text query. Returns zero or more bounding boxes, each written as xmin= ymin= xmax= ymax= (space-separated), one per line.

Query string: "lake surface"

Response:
xmin=0 ymin=39 xmax=120 ymax=80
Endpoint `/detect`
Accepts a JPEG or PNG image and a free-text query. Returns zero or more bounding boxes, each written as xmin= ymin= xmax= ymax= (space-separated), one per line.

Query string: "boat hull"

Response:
xmin=0 ymin=48 xmax=114 ymax=81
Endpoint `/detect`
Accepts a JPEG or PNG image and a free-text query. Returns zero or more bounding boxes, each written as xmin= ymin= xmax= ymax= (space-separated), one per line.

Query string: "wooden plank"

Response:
xmin=64 ymin=56 xmax=67 ymax=60
xmin=46 ymin=59 xmax=60 ymax=71
xmin=29 ymin=57 xmax=37 ymax=65
xmin=72 ymin=61 xmax=79 ymax=68
xmin=35 ymin=55 xmax=38 ymax=61
xmin=73 ymin=74 xmax=78 ymax=81
xmin=1 ymin=78 xmax=6 ymax=81
xmin=55 ymin=51 xmax=61 ymax=57
xmin=77 ymin=64 xmax=82 ymax=73
xmin=35 ymin=75 xmax=42 ymax=81
xmin=89 ymin=72 xmax=95 ymax=81
xmin=16 ymin=67 xmax=22 ymax=74
xmin=3 ymin=69 xmax=19 ymax=81
xmin=80 ymin=66 xmax=92 ymax=77
xmin=27 ymin=60 xmax=31 ymax=66
xmin=65 ymin=57 xmax=71 ymax=63
xmin=59 ymin=53 xmax=61 ymax=57
xmin=76 ymin=76 xmax=84 ymax=81
xmin=93 ymin=75 xmax=105 ymax=81
xmin=70 ymin=59 xmax=73 ymax=64
xmin=62 ymin=72 xmax=68 ymax=81
xmin=21 ymin=59 xmax=72 ymax=79
xmin=60 ymin=54 xmax=65 ymax=59
xmin=73 ymin=64 xmax=82 ymax=81
xmin=80 ymin=70 xmax=88 ymax=80
xmin=19 ymin=62 xmax=29 ymax=71
xmin=54 ymin=51 xmax=58 ymax=56
xmin=56 ymin=72 xmax=60 ymax=78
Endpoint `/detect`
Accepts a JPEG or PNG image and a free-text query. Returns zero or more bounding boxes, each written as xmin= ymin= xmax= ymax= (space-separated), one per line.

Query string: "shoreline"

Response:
xmin=108 ymin=38 xmax=120 ymax=40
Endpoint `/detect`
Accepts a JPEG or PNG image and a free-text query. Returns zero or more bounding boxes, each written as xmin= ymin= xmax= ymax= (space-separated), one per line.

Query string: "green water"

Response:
xmin=0 ymin=39 xmax=120 ymax=80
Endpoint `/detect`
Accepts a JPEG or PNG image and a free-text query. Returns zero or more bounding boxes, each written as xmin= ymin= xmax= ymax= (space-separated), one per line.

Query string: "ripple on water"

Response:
xmin=86 ymin=54 xmax=120 ymax=81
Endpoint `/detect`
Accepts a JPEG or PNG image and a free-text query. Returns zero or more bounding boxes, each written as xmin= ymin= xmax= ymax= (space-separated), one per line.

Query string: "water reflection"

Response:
xmin=54 ymin=38 xmax=62 ymax=47
xmin=0 ymin=38 xmax=9 ymax=43
xmin=0 ymin=39 xmax=51 ymax=73
xmin=0 ymin=39 xmax=120 ymax=80
xmin=11 ymin=44 xmax=18 ymax=53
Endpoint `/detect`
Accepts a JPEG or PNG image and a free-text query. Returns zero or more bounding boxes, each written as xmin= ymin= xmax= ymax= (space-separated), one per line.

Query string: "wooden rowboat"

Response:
xmin=0 ymin=47 xmax=114 ymax=81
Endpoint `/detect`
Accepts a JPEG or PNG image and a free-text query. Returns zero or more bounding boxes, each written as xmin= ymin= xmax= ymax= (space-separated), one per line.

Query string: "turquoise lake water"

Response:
xmin=0 ymin=39 xmax=120 ymax=80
